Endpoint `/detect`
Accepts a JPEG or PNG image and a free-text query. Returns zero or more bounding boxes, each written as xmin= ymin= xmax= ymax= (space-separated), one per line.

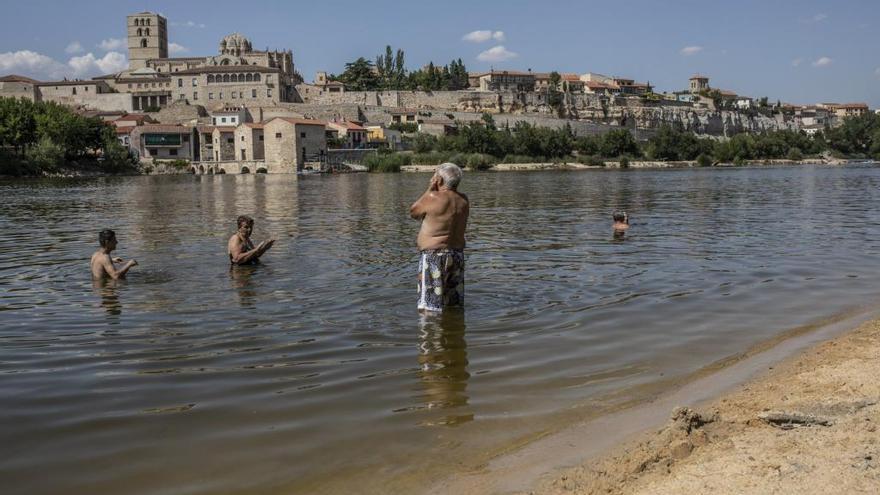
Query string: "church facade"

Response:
xmin=95 ymin=12 xmax=303 ymax=110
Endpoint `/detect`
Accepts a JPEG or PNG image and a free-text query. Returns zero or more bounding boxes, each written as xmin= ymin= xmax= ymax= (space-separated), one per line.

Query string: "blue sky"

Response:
xmin=1 ymin=0 xmax=878 ymax=107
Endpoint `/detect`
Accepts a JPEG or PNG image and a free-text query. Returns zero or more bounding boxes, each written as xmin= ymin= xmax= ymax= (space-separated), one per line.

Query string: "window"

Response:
xmin=146 ymin=19 xmax=150 ymax=26
xmin=231 ymin=92 xmax=236 ymax=99
xmin=267 ymin=89 xmax=272 ymax=98
xmin=179 ymin=94 xmax=185 ymax=100
xmin=183 ymin=135 xmax=189 ymax=142
xmin=141 ymin=39 xmax=148 ymax=48
xmin=128 ymin=84 xmax=132 ymax=89
xmin=191 ymin=78 xmax=197 ymax=87
xmin=169 ymin=149 xmax=177 ymax=156
xmin=219 ymin=92 xmax=223 ymax=99
xmin=300 ymin=132 xmax=306 ymax=138
xmin=239 ymin=92 xmax=244 ymax=99
xmin=193 ymin=92 xmax=198 ymax=100
xmin=178 ymin=79 xmax=183 ymax=87
xmin=227 ymin=138 xmax=234 ymax=144
xmin=252 ymin=89 xmax=256 ymax=98
xmin=221 ymin=117 xmax=226 ymax=123
xmin=72 ymin=87 xmax=77 ymax=95
xmin=275 ymin=133 xmax=282 ymax=138
xmin=208 ymin=93 xmax=213 ymax=100
xmin=145 ymin=28 xmax=150 ymax=36
xmin=240 ymin=136 xmax=245 ymax=141
xmin=137 ymin=83 xmax=142 ymax=88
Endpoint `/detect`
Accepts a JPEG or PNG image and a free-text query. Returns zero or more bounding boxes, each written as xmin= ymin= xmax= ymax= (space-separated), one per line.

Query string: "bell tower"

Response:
xmin=127 ymin=12 xmax=168 ymax=70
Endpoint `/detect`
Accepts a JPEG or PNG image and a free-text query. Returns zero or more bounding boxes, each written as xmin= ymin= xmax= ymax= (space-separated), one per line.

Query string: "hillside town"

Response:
xmin=0 ymin=11 xmax=875 ymax=174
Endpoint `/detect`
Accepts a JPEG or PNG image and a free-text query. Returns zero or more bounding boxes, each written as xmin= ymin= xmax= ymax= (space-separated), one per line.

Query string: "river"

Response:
xmin=2 ymin=164 xmax=880 ymax=494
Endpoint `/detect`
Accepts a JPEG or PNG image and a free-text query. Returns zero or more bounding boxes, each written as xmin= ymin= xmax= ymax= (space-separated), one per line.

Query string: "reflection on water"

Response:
xmin=416 ymin=311 xmax=472 ymax=426
xmin=2 ymin=165 xmax=880 ymax=495
xmin=92 ymin=278 xmax=122 ymax=321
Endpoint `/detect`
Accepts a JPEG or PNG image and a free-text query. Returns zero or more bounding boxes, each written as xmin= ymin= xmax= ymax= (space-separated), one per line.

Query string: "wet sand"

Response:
xmin=426 ymin=309 xmax=880 ymax=495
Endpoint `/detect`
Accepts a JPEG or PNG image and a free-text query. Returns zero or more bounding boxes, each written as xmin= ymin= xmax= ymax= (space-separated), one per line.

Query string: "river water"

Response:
xmin=2 ymin=165 xmax=880 ymax=494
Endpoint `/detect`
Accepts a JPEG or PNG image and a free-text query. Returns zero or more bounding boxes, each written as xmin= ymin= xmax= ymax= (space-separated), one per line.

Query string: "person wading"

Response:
xmin=409 ymin=163 xmax=470 ymax=312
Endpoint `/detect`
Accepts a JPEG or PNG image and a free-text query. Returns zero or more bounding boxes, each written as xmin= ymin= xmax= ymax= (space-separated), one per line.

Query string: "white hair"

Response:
xmin=437 ymin=162 xmax=463 ymax=190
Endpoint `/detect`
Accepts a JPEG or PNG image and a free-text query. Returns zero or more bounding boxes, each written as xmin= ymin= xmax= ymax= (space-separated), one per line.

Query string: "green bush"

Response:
xmin=786 ymin=147 xmax=803 ymax=161
xmin=25 ymin=137 xmax=64 ymax=171
xmin=465 ymin=153 xmax=496 ymax=170
xmin=501 ymin=154 xmax=546 ymax=163
xmin=364 ymin=152 xmax=411 ymax=172
xmin=696 ymin=153 xmax=713 ymax=167
xmin=619 ymin=156 xmax=630 ymax=168
xmin=576 ymin=154 xmax=605 ymax=166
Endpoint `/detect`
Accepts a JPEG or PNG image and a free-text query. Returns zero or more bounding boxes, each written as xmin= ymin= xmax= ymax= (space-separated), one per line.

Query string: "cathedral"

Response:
xmin=95 ymin=12 xmax=303 ymax=110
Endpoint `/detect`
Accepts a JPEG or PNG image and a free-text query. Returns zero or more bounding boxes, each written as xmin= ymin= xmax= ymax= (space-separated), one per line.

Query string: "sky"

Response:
xmin=1 ymin=0 xmax=878 ymax=107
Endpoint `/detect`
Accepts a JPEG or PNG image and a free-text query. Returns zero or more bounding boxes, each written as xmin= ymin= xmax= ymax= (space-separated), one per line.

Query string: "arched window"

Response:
xmin=254 ymin=73 xmax=261 ymax=82
xmin=134 ymin=19 xmax=140 ymax=26
xmin=145 ymin=28 xmax=150 ymax=36
xmin=146 ymin=19 xmax=151 ymax=26
xmin=222 ymin=74 xmax=230 ymax=83
xmin=220 ymin=59 xmax=230 ymax=66
xmin=137 ymin=28 xmax=142 ymax=36
xmin=141 ymin=39 xmax=148 ymax=48
xmin=207 ymin=74 xmax=215 ymax=83
xmin=245 ymin=73 xmax=253 ymax=82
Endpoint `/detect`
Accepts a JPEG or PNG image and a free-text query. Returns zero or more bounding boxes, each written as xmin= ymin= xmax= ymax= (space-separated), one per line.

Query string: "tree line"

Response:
xmin=0 ymin=97 xmax=136 ymax=176
xmin=366 ymin=112 xmax=880 ymax=171
xmin=332 ymin=45 xmax=469 ymax=91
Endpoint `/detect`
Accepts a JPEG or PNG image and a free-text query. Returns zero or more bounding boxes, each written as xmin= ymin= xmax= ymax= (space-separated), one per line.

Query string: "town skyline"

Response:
xmin=0 ymin=0 xmax=878 ymax=107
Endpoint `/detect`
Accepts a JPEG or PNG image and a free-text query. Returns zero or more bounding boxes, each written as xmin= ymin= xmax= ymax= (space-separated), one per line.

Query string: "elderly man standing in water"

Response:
xmin=410 ymin=163 xmax=470 ymax=312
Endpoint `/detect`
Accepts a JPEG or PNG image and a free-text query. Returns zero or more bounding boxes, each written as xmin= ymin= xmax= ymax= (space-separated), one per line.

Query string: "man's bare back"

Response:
xmin=410 ymin=174 xmax=469 ymax=251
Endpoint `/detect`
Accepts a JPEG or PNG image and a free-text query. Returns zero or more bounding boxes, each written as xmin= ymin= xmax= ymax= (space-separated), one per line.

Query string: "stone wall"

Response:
xmin=154 ymin=102 xmax=206 ymax=124
xmin=0 ymin=81 xmax=38 ymax=101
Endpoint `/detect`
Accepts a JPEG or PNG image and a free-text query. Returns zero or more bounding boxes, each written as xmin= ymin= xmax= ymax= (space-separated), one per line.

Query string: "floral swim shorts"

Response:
xmin=417 ymin=249 xmax=465 ymax=312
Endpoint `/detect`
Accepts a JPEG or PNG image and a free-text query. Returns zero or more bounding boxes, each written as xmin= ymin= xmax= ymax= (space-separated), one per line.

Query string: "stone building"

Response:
xmin=478 ymin=71 xmax=536 ymax=92
xmin=689 ymin=74 xmax=710 ymax=94
xmin=263 ymin=117 xmax=327 ymax=172
xmin=0 ymin=75 xmax=39 ymax=100
xmin=130 ymin=124 xmax=195 ymax=161
xmin=95 ymin=12 xmax=303 ymax=111
xmin=211 ymin=127 xmax=237 ymax=161
xmin=326 ymin=121 xmax=367 ymax=148
xmin=235 ymin=123 xmax=265 ymax=161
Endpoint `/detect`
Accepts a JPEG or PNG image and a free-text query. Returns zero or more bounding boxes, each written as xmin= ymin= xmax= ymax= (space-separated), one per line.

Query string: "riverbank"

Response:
xmin=401 ymin=157 xmax=854 ymax=172
xmin=526 ymin=315 xmax=880 ymax=495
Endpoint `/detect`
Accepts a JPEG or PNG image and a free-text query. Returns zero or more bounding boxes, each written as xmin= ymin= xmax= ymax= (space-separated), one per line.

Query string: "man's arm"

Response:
xmin=102 ymin=255 xmax=137 ymax=280
xmin=230 ymin=238 xmax=275 ymax=264
xmin=410 ymin=176 xmax=440 ymax=219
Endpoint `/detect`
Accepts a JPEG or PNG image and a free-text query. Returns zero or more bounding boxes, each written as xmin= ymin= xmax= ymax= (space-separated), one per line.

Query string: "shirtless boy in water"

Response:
xmin=612 ymin=211 xmax=630 ymax=231
xmin=409 ymin=163 xmax=470 ymax=312
xmin=228 ymin=215 xmax=275 ymax=265
xmin=90 ymin=229 xmax=138 ymax=279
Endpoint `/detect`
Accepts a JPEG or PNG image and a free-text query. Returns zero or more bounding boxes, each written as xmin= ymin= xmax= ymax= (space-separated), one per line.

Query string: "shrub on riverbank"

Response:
xmin=0 ymin=97 xmax=137 ymax=176
xmin=364 ymin=152 xmax=411 ymax=172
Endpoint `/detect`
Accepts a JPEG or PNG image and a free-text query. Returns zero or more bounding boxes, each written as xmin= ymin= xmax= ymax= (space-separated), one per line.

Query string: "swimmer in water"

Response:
xmin=228 ymin=215 xmax=275 ymax=266
xmin=90 ymin=229 xmax=138 ymax=279
xmin=612 ymin=211 xmax=629 ymax=232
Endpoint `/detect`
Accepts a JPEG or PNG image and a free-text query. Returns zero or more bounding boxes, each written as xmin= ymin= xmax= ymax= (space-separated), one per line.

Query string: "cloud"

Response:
xmin=169 ymin=43 xmax=189 ymax=55
xmin=172 ymin=20 xmax=206 ymax=28
xmin=791 ymin=58 xmax=803 ymax=67
xmin=812 ymin=56 xmax=832 ymax=67
xmin=477 ymin=45 xmax=518 ymax=62
xmin=0 ymin=50 xmax=67 ymax=79
xmin=68 ymin=51 xmax=128 ymax=76
xmin=65 ymin=41 xmax=84 ymax=54
xmin=0 ymin=49 xmax=128 ymax=80
xmin=98 ymin=38 xmax=125 ymax=51
xmin=463 ymin=30 xmax=505 ymax=43
xmin=812 ymin=13 xmax=828 ymax=22
xmin=680 ymin=46 xmax=703 ymax=56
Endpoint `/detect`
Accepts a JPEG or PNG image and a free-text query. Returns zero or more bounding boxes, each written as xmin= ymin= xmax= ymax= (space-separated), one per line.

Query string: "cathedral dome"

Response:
xmin=219 ymin=33 xmax=252 ymax=56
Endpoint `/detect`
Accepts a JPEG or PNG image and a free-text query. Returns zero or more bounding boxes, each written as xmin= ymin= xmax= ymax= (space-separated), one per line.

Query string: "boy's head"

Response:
xmin=99 ymin=229 xmax=117 ymax=249
xmin=237 ymin=215 xmax=254 ymax=237
xmin=613 ymin=211 xmax=628 ymax=224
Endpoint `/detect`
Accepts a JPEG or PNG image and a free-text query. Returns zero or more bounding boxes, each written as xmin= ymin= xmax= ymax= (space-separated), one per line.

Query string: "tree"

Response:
xmin=338 ymin=57 xmax=379 ymax=91
xmin=599 ymin=129 xmax=640 ymax=157
xmin=375 ymin=45 xmax=406 ymax=90
xmin=547 ymin=71 xmax=564 ymax=116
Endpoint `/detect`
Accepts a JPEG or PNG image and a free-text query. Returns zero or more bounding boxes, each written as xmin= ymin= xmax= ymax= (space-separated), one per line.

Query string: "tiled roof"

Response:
xmin=212 ymin=126 xmax=237 ymax=132
xmin=0 ymin=74 xmax=40 ymax=83
xmin=328 ymin=121 xmax=366 ymax=131
xmin=171 ymin=65 xmax=281 ymax=75
xmin=268 ymin=117 xmax=327 ymax=126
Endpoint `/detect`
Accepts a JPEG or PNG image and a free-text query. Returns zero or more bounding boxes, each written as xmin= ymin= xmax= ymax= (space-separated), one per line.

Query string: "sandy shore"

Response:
xmin=527 ymin=317 xmax=880 ymax=495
